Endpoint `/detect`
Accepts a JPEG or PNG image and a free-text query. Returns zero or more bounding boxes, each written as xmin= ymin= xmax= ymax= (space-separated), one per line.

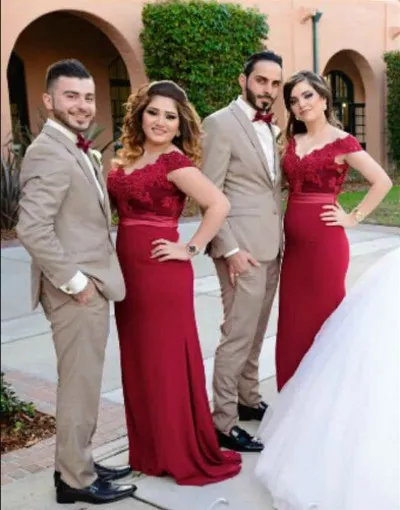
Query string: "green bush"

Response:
xmin=1 ymin=372 xmax=35 ymax=429
xmin=384 ymin=51 xmax=400 ymax=171
xmin=140 ymin=0 xmax=269 ymax=118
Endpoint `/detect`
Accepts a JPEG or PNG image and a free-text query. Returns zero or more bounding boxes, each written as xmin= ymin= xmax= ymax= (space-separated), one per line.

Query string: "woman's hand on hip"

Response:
xmin=320 ymin=203 xmax=358 ymax=228
xmin=151 ymin=239 xmax=190 ymax=262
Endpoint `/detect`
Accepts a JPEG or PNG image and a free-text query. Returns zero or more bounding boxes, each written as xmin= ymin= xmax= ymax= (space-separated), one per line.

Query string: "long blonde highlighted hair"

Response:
xmin=116 ymin=80 xmax=202 ymax=167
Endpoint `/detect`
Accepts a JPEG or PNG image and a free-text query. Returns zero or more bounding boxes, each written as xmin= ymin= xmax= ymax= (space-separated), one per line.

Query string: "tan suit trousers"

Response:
xmin=212 ymin=257 xmax=280 ymax=434
xmin=40 ymin=278 xmax=110 ymax=489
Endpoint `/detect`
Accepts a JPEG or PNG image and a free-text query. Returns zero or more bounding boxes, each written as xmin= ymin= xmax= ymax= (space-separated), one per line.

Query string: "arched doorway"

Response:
xmin=7 ymin=52 xmax=30 ymax=132
xmin=8 ymin=11 xmax=135 ymax=151
xmin=325 ymin=70 xmax=366 ymax=148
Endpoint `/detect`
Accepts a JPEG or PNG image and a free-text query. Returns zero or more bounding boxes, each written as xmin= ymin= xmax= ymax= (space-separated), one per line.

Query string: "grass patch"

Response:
xmin=338 ymin=185 xmax=399 ymax=226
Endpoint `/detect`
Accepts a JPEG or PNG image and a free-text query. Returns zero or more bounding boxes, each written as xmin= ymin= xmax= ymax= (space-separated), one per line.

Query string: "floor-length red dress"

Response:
xmin=276 ymin=134 xmax=363 ymax=391
xmin=107 ymin=151 xmax=241 ymax=486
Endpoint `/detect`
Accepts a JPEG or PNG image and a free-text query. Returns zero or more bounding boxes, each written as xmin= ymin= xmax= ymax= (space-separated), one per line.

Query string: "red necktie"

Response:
xmin=76 ymin=133 xmax=92 ymax=154
xmin=253 ymin=111 xmax=274 ymax=124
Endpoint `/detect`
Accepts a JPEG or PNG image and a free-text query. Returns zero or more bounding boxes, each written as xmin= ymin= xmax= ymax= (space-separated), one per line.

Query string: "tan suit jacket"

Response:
xmin=17 ymin=124 xmax=125 ymax=309
xmin=202 ymin=99 xmax=282 ymax=261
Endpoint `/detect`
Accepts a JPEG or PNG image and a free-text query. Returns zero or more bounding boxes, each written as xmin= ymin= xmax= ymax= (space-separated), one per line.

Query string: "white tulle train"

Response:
xmin=255 ymin=248 xmax=400 ymax=510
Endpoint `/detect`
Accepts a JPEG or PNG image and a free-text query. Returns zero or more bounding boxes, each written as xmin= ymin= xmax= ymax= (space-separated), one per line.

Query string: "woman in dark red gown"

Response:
xmin=276 ymin=71 xmax=393 ymax=391
xmin=107 ymin=81 xmax=241 ymax=485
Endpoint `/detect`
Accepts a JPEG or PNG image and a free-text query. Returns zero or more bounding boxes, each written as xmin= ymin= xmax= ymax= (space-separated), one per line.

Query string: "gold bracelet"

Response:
xmin=352 ymin=208 xmax=366 ymax=223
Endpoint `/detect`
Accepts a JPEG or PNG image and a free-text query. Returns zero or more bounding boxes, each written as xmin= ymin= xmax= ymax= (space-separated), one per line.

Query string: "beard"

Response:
xmin=52 ymin=101 xmax=92 ymax=134
xmin=245 ymin=84 xmax=272 ymax=113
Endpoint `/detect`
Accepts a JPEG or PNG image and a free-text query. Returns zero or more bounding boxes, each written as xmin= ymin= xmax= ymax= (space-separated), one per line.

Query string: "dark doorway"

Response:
xmin=7 ymin=52 xmax=30 ymax=133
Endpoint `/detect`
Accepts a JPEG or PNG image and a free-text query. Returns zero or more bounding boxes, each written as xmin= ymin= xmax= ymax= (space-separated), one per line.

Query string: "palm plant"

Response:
xmin=85 ymin=123 xmax=115 ymax=154
xmin=1 ymin=123 xmax=33 ymax=230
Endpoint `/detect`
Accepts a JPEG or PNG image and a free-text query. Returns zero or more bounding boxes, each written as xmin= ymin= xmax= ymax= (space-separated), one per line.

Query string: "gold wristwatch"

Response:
xmin=352 ymin=208 xmax=366 ymax=223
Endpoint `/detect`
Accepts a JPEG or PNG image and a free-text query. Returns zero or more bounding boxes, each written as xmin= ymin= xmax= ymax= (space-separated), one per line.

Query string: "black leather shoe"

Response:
xmin=93 ymin=462 xmax=132 ymax=480
xmin=54 ymin=463 xmax=132 ymax=487
xmin=216 ymin=425 xmax=264 ymax=452
xmin=56 ymin=478 xmax=136 ymax=504
xmin=238 ymin=401 xmax=268 ymax=421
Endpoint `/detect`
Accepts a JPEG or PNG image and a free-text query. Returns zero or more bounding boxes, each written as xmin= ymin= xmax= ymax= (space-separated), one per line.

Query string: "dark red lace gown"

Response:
xmin=276 ymin=134 xmax=363 ymax=391
xmin=107 ymin=151 xmax=241 ymax=485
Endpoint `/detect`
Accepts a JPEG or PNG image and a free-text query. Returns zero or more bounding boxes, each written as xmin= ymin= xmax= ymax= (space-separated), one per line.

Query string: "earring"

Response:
xmin=176 ymin=130 xmax=181 ymax=137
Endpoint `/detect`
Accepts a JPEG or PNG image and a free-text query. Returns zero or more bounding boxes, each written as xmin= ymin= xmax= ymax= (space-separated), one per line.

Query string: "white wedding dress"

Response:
xmin=255 ymin=247 xmax=400 ymax=510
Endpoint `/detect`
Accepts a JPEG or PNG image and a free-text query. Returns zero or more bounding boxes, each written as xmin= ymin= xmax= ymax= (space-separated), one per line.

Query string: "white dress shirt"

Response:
xmin=236 ymin=95 xmax=277 ymax=181
xmin=224 ymin=97 xmax=279 ymax=259
xmin=46 ymin=119 xmax=104 ymax=294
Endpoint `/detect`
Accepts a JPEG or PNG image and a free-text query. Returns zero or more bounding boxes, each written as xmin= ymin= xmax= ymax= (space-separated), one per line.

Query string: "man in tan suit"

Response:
xmin=202 ymin=51 xmax=283 ymax=452
xmin=16 ymin=60 xmax=135 ymax=504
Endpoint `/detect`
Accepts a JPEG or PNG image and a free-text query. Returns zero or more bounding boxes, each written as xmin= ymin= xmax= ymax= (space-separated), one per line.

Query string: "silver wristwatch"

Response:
xmin=186 ymin=244 xmax=200 ymax=257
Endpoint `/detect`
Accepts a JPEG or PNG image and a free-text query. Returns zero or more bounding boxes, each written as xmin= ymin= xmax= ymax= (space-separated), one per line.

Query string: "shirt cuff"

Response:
xmin=60 ymin=271 xmax=89 ymax=294
xmin=224 ymin=248 xmax=240 ymax=258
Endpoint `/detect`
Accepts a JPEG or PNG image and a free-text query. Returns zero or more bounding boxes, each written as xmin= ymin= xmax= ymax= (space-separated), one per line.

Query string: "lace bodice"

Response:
xmin=107 ymin=151 xmax=193 ymax=222
xmin=282 ymin=134 xmax=363 ymax=194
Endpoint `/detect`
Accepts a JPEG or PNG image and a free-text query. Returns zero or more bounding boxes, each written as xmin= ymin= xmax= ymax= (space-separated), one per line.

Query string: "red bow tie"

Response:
xmin=76 ymin=133 xmax=92 ymax=154
xmin=253 ymin=111 xmax=274 ymax=124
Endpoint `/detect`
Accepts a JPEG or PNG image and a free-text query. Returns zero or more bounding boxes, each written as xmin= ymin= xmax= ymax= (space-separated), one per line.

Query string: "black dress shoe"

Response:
xmin=56 ymin=478 xmax=136 ymax=504
xmin=216 ymin=425 xmax=264 ymax=452
xmin=93 ymin=462 xmax=132 ymax=480
xmin=54 ymin=462 xmax=132 ymax=487
xmin=238 ymin=401 xmax=268 ymax=421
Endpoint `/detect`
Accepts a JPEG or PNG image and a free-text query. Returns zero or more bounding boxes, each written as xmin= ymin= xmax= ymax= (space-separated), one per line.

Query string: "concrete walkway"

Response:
xmin=1 ymin=222 xmax=399 ymax=509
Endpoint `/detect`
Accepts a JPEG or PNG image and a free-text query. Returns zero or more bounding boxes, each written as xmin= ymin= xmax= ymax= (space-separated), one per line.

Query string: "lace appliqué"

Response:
xmin=107 ymin=151 xmax=193 ymax=221
xmin=282 ymin=134 xmax=363 ymax=194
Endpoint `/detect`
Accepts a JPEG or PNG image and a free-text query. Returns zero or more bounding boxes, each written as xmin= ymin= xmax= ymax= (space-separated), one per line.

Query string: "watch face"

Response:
xmin=188 ymin=245 xmax=196 ymax=254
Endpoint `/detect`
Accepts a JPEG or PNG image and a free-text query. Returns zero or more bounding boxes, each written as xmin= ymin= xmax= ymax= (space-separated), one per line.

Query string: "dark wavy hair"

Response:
xmin=116 ymin=80 xmax=202 ymax=167
xmin=283 ymin=70 xmax=341 ymax=142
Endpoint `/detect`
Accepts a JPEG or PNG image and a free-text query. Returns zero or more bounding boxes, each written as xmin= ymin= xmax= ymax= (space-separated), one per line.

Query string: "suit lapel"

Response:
xmin=229 ymin=101 xmax=273 ymax=187
xmin=88 ymin=150 xmax=112 ymax=226
xmin=43 ymin=125 xmax=110 ymax=223
xmin=269 ymin=124 xmax=281 ymax=187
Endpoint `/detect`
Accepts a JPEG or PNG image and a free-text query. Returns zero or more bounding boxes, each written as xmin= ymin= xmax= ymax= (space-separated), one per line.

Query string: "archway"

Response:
xmin=7 ymin=10 xmax=136 ymax=149
xmin=323 ymin=50 xmax=378 ymax=151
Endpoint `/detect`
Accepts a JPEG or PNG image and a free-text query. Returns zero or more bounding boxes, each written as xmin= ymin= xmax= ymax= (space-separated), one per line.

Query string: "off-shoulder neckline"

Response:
xmin=117 ymin=150 xmax=185 ymax=176
xmin=293 ymin=134 xmax=352 ymax=161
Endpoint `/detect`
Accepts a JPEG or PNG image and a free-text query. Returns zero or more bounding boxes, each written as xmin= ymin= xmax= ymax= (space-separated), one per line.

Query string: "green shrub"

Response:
xmin=384 ymin=51 xmax=400 ymax=171
xmin=140 ymin=0 xmax=269 ymax=118
xmin=1 ymin=372 xmax=35 ymax=429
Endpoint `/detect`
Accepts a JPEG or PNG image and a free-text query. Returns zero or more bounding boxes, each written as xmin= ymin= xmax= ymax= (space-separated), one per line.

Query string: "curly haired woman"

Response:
xmin=107 ymin=80 xmax=241 ymax=486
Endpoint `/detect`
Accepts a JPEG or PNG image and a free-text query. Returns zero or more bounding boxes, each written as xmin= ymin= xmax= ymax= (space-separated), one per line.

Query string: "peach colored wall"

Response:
xmin=1 ymin=0 xmax=400 ymax=166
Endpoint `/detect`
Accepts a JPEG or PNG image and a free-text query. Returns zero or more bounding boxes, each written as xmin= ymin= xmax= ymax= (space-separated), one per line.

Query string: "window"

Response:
xmin=325 ymin=70 xmax=366 ymax=148
xmin=109 ymin=56 xmax=131 ymax=140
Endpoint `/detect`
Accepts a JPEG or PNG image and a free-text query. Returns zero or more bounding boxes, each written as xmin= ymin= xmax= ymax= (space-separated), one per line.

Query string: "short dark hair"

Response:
xmin=243 ymin=51 xmax=283 ymax=77
xmin=45 ymin=59 xmax=92 ymax=91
